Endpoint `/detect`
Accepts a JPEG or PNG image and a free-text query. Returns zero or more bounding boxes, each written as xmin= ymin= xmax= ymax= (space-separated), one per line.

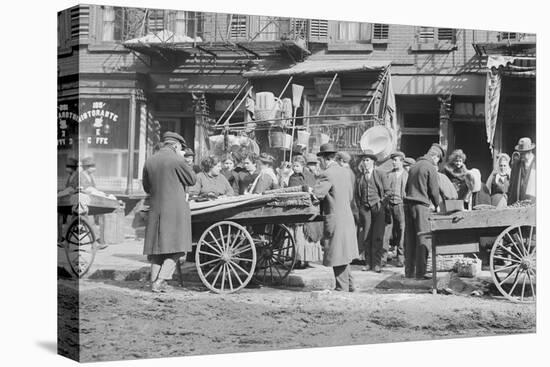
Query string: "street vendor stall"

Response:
xmin=190 ymin=186 xmax=321 ymax=294
xmin=426 ymin=203 xmax=536 ymax=303
xmin=58 ymin=189 xmax=121 ymax=277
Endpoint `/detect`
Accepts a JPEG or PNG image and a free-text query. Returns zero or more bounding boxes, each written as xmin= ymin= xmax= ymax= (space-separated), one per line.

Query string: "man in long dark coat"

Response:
xmin=313 ymin=143 xmax=359 ymax=292
xmin=142 ymin=132 xmax=196 ymax=293
xmin=507 ymin=137 xmax=536 ymax=205
xmin=403 ymin=143 xmax=444 ymax=279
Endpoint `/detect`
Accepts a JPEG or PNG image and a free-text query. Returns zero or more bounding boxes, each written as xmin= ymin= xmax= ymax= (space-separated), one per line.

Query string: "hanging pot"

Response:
xmin=269 ymin=131 xmax=285 ymax=148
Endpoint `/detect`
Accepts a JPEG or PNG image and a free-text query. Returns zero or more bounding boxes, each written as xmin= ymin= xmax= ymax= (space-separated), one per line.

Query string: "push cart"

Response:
xmin=190 ymin=189 xmax=321 ymax=294
xmin=58 ymin=189 xmax=120 ymax=278
xmin=427 ymin=205 xmax=536 ymax=303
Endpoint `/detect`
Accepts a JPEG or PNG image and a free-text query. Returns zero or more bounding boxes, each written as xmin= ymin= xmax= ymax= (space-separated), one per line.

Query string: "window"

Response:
xmin=334 ymin=21 xmax=369 ymax=42
xmin=499 ymin=32 xmax=519 ymax=41
xmin=147 ymin=9 xmax=165 ymax=33
xmin=290 ymin=19 xmax=308 ymax=39
xmin=417 ymin=26 xmax=455 ymax=43
xmin=372 ymin=23 xmax=389 ymax=41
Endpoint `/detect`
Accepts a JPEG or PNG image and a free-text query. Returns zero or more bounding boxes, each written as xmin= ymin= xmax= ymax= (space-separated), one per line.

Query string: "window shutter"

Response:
xmin=58 ymin=10 xmax=71 ymax=48
xmin=309 ymin=19 xmax=328 ymax=42
xmin=230 ymin=14 xmax=248 ymax=40
xmin=418 ymin=26 xmax=435 ymax=42
xmin=147 ymin=9 xmax=166 ymax=33
xmin=70 ymin=5 xmax=90 ymax=41
xmin=437 ymin=28 xmax=455 ymax=42
xmin=373 ymin=23 xmax=389 ymax=40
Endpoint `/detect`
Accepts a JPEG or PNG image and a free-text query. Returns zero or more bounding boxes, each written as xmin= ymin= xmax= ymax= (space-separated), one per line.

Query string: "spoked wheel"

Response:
xmin=64 ymin=216 xmax=97 ymax=278
xmin=490 ymin=224 xmax=536 ymax=303
xmin=251 ymin=224 xmax=296 ymax=286
xmin=195 ymin=221 xmax=256 ymax=294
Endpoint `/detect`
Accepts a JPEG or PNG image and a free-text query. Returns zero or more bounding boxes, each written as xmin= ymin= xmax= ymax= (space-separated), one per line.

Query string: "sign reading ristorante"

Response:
xmin=58 ymin=99 xmax=129 ymax=149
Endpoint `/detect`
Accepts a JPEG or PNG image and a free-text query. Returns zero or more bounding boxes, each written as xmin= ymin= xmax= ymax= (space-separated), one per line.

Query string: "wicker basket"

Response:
xmin=426 ymin=254 xmax=464 ymax=272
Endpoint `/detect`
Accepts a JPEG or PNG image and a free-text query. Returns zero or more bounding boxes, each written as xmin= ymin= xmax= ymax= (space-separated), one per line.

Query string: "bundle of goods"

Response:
xmin=208 ymin=134 xmax=259 ymax=158
xmin=507 ymin=200 xmax=535 ymax=208
xmin=454 ymin=257 xmax=482 ymax=278
xmin=473 ymin=204 xmax=496 ymax=210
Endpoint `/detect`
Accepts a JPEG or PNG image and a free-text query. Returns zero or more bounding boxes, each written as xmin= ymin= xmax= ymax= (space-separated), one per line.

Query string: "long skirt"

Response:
xmin=293 ymin=225 xmax=323 ymax=263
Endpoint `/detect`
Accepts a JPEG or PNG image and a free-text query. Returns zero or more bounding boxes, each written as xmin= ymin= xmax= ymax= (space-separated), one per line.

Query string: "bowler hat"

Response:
xmin=390 ymin=151 xmax=405 ymax=160
xmin=184 ymin=148 xmax=195 ymax=157
xmin=515 ymin=137 xmax=535 ymax=152
xmin=316 ymin=143 xmax=338 ymax=156
xmin=358 ymin=149 xmax=378 ymax=161
xmin=162 ymin=131 xmax=187 ymax=147
xmin=66 ymin=157 xmax=78 ymax=168
xmin=258 ymin=153 xmax=275 ymax=164
xmin=81 ymin=156 xmax=95 ymax=167
xmin=404 ymin=157 xmax=416 ymax=167
xmin=306 ymin=153 xmax=319 ymax=164
xmin=429 ymin=143 xmax=446 ymax=159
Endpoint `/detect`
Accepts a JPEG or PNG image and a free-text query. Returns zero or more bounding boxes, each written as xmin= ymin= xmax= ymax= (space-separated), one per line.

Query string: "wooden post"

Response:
xmin=316 ymin=73 xmax=338 ymax=116
xmin=126 ymin=92 xmax=136 ymax=195
xmin=438 ymin=94 xmax=452 ymax=152
xmin=432 ymin=234 xmax=438 ymax=295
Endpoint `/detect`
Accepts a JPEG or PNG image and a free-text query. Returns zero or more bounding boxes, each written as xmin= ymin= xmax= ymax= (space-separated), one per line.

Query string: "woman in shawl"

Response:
xmin=288 ymin=155 xmax=323 ymax=269
xmin=442 ymin=149 xmax=469 ymax=201
xmin=486 ymin=153 xmax=511 ymax=208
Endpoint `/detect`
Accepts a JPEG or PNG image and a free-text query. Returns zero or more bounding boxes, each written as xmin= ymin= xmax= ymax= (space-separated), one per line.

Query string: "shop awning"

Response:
xmin=243 ymin=59 xmax=391 ymax=78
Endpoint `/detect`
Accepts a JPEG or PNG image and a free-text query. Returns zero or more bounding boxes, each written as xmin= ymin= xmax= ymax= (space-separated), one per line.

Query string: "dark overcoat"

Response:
xmin=142 ymin=147 xmax=196 ymax=255
xmin=313 ymin=161 xmax=359 ymax=267
xmin=507 ymin=157 xmax=536 ymax=205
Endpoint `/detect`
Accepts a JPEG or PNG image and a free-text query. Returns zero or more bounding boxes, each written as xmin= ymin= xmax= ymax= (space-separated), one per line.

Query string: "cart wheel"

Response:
xmin=195 ymin=221 xmax=256 ymax=294
xmin=490 ymin=224 xmax=536 ymax=303
xmin=252 ymin=224 xmax=296 ymax=286
xmin=64 ymin=217 xmax=97 ymax=278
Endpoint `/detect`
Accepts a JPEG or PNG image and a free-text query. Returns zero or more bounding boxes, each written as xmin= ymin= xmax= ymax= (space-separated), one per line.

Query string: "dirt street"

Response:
xmin=58 ymin=279 xmax=535 ymax=362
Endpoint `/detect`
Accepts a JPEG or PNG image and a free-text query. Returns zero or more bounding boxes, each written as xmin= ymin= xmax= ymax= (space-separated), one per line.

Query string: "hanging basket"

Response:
xmin=269 ymin=131 xmax=285 ymax=148
xmin=282 ymin=134 xmax=293 ymax=150
xmin=296 ymin=130 xmax=311 ymax=147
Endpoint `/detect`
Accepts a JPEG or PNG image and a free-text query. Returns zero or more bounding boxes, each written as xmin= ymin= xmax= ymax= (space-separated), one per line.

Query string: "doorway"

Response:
xmin=452 ymin=121 xmax=493 ymax=181
xmin=158 ymin=117 xmax=195 ymax=150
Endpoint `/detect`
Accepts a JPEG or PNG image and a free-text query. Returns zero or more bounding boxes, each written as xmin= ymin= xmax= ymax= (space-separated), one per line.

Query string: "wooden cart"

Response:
xmin=58 ymin=190 xmax=120 ymax=278
xmin=427 ymin=206 xmax=536 ymax=303
xmin=190 ymin=191 xmax=321 ymax=294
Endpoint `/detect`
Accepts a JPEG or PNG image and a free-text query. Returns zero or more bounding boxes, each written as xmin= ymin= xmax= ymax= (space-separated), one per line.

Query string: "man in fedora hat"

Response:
xmin=403 ymin=143 xmax=444 ymax=279
xmin=143 ymin=131 xmax=196 ymax=293
xmin=507 ymin=137 xmax=536 ymax=204
xmin=79 ymin=156 xmax=97 ymax=189
xmin=385 ymin=151 xmax=408 ymax=267
xmin=313 ymin=143 xmax=359 ymax=291
xmin=356 ymin=150 xmax=389 ymax=272
xmin=64 ymin=157 xmax=79 ymax=189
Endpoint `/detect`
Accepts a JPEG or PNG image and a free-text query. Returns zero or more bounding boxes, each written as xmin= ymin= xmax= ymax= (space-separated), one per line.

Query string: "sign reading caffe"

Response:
xmin=58 ymin=99 xmax=130 ymax=149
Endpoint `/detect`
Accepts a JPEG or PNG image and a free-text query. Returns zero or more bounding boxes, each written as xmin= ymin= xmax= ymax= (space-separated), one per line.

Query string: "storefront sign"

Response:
xmin=58 ymin=101 xmax=79 ymax=149
xmin=314 ymin=77 xmax=342 ymax=98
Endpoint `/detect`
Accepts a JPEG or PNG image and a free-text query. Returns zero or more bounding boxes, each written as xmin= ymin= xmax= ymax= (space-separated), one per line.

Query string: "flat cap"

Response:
xmin=162 ymin=131 xmax=187 ymax=147
xmin=429 ymin=143 xmax=446 ymax=159
xmin=390 ymin=151 xmax=405 ymax=160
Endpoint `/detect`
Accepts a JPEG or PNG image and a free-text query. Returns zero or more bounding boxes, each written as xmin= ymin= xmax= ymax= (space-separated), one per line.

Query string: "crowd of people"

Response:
xmin=141 ymin=131 xmax=536 ymax=293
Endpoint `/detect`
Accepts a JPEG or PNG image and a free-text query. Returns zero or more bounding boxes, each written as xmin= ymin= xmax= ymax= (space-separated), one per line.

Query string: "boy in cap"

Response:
xmin=385 ymin=151 xmax=408 ymax=267
xmin=403 ymin=143 xmax=444 ymax=279
xmin=403 ymin=157 xmax=416 ymax=173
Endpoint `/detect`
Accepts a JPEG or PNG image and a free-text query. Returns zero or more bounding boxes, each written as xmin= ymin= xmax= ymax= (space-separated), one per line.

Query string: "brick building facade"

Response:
xmin=58 ymin=4 xmax=535 ymax=195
